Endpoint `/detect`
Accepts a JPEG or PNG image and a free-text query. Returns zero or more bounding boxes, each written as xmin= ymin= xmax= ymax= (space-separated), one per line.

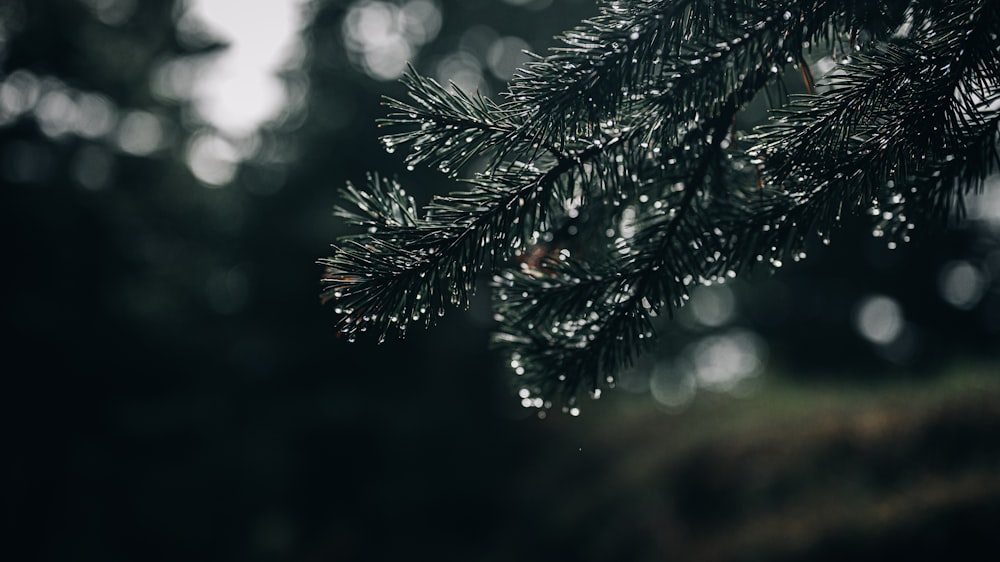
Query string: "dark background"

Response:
xmin=4 ymin=1 xmax=1000 ymax=560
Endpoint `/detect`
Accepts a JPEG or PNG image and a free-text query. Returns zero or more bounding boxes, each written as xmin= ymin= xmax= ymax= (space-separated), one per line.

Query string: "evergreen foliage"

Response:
xmin=320 ymin=0 xmax=1000 ymax=412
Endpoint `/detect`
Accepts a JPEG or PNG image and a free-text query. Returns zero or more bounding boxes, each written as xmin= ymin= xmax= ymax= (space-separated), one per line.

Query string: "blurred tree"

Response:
xmin=321 ymin=0 xmax=1000 ymax=410
xmin=0 ymin=1 xmax=266 ymax=560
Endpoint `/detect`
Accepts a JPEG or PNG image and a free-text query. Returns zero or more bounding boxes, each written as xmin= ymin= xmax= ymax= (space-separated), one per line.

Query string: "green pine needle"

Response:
xmin=321 ymin=0 xmax=1000 ymax=413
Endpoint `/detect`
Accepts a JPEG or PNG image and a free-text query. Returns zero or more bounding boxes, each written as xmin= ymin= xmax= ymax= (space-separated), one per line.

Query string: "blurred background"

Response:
xmin=3 ymin=0 xmax=999 ymax=560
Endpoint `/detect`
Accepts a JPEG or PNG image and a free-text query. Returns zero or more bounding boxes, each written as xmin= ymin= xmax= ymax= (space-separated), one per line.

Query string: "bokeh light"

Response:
xmin=116 ymin=110 xmax=164 ymax=156
xmin=649 ymin=360 xmax=697 ymax=409
xmin=939 ymin=260 xmax=989 ymax=310
xmin=186 ymin=131 xmax=240 ymax=186
xmin=342 ymin=0 xmax=442 ymax=81
xmin=435 ymin=50 xmax=487 ymax=95
xmin=854 ymin=294 xmax=905 ymax=345
xmin=686 ymin=284 xmax=737 ymax=328
xmin=486 ymin=35 xmax=531 ymax=81
xmin=686 ymin=329 xmax=767 ymax=392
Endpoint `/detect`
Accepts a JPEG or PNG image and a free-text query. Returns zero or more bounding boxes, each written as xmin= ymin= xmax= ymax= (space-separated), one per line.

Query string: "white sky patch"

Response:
xmin=182 ymin=0 xmax=305 ymax=139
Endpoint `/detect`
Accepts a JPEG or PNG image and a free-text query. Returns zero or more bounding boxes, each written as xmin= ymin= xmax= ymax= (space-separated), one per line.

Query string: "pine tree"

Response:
xmin=320 ymin=0 xmax=1000 ymax=413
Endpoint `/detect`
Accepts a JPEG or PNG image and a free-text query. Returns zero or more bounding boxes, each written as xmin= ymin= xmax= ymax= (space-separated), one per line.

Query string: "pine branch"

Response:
xmin=322 ymin=0 xmax=1000 ymax=413
xmin=506 ymin=0 xmax=903 ymax=144
xmin=333 ymin=173 xmax=420 ymax=235
xmin=744 ymin=0 xmax=1000 ymax=258
xmin=378 ymin=68 xmax=570 ymax=176
xmin=320 ymin=125 xmax=639 ymax=342
xmin=492 ymin=111 xmax=735 ymax=406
